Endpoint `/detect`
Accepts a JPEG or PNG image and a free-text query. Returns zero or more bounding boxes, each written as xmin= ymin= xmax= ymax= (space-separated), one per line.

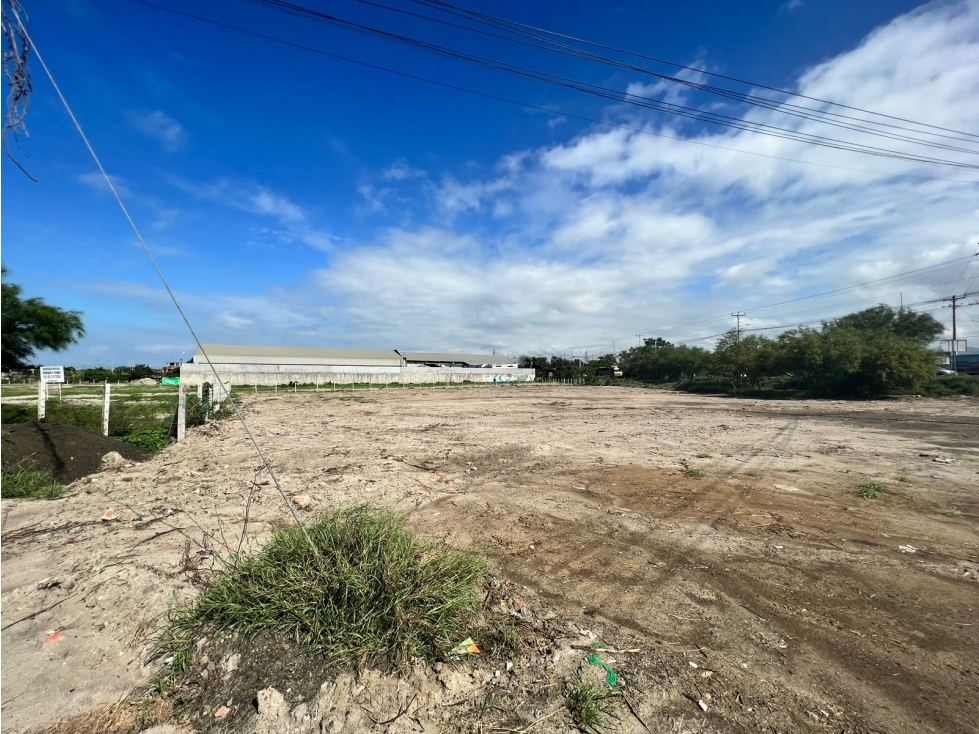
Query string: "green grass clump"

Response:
xmin=696 ymin=453 xmax=711 ymax=459
xmin=119 ymin=427 xmax=171 ymax=452
xmin=858 ymin=481 xmax=886 ymax=499
xmin=684 ymin=467 xmax=706 ymax=479
xmin=1 ymin=463 xmax=64 ymax=499
xmin=566 ymin=675 xmax=620 ymax=733
xmin=154 ymin=505 xmax=487 ymax=684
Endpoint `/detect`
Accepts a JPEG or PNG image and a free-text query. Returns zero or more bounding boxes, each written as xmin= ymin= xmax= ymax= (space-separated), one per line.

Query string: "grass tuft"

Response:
xmin=696 ymin=453 xmax=711 ymax=459
xmin=895 ymin=472 xmax=912 ymax=484
xmin=858 ymin=481 xmax=886 ymax=499
xmin=1 ymin=462 xmax=64 ymax=499
xmin=683 ymin=467 xmax=706 ymax=479
xmin=566 ymin=674 xmax=620 ymax=733
xmin=153 ymin=505 xmax=487 ymax=686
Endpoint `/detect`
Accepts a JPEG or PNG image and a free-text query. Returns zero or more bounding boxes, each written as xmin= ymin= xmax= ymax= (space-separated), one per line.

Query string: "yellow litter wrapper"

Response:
xmin=449 ymin=638 xmax=480 ymax=655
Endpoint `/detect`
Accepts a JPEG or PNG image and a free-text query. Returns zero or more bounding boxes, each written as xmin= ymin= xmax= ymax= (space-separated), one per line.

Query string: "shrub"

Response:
xmin=154 ymin=506 xmax=488 ymax=683
xmin=1 ymin=462 xmax=64 ymax=499
xmin=858 ymin=481 xmax=885 ymax=499
xmin=566 ymin=674 xmax=620 ymax=733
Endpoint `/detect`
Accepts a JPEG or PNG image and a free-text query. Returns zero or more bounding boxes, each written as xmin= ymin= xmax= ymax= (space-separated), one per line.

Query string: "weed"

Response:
xmin=895 ymin=472 xmax=912 ymax=483
xmin=684 ymin=467 xmax=705 ymax=479
xmin=1 ymin=462 xmax=64 ymax=499
xmin=858 ymin=481 xmax=886 ymax=499
xmin=119 ymin=427 xmax=170 ymax=452
xmin=483 ymin=619 xmax=524 ymax=659
xmin=566 ymin=674 xmax=620 ymax=733
xmin=153 ymin=506 xmax=487 ymax=686
xmin=26 ymin=698 xmax=171 ymax=734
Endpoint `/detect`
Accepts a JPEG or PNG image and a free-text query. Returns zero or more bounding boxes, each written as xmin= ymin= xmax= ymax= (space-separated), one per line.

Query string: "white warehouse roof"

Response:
xmin=191 ymin=344 xmax=403 ymax=367
xmin=398 ymin=351 xmax=513 ymax=366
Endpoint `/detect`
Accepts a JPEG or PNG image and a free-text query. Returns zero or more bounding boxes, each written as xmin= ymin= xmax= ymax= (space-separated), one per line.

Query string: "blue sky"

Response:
xmin=2 ymin=0 xmax=978 ymax=368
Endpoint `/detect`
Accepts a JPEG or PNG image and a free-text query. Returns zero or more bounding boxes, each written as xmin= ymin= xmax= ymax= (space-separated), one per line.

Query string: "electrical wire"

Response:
xmin=413 ymin=0 xmax=979 ymax=142
xmin=557 ymin=252 xmax=978 ymax=354
xmin=244 ymin=0 xmax=979 ymax=171
xmin=18 ymin=17 xmax=318 ymax=553
xmin=346 ymin=0 xmax=979 ymax=153
xmin=130 ymin=0 xmax=979 ymax=185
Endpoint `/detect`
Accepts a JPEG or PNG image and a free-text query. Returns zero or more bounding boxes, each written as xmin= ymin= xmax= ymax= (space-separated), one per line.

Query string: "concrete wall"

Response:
xmin=179 ymin=362 xmax=535 ymax=387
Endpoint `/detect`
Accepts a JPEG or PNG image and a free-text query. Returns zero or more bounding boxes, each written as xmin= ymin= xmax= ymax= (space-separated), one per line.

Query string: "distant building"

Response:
xmin=179 ymin=343 xmax=532 ymax=387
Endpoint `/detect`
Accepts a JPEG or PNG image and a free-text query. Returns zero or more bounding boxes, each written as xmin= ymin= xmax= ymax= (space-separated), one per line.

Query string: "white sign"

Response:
xmin=40 ymin=366 xmax=65 ymax=383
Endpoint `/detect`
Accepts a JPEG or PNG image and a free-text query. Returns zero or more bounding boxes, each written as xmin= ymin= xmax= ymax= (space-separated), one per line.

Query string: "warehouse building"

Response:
xmin=179 ymin=343 xmax=533 ymax=387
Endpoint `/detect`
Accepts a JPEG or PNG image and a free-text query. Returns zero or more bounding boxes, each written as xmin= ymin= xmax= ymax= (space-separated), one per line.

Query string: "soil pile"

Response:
xmin=1 ymin=422 xmax=149 ymax=482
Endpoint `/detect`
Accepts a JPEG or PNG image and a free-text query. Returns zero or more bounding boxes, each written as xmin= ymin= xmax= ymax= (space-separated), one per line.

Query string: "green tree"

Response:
xmin=712 ymin=331 xmax=777 ymax=391
xmin=776 ymin=327 xmax=862 ymax=398
xmin=2 ymin=266 xmax=85 ymax=370
xmin=844 ymin=332 xmax=935 ymax=397
xmin=829 ymin=305 xmax=943 ymax=346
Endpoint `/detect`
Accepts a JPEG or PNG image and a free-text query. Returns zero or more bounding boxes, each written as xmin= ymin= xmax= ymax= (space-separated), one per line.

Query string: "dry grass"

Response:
xmin=26 ymin=699 xmax=171 ymax=734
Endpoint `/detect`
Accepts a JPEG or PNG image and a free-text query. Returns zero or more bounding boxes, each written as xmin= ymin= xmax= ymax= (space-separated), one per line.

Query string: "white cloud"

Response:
xmin=299 ymin=2 xmax=979 ymax=353
xmin=381 ymin=159 xmax=426 ymax=181
xmin=62 ymin=2 xmax=979 ymax=364
xmin=780 ymin=0 xmax=804 ymax=12
xmin=75 ymin=171 xmax=132 ymax=198
xmin=129 ymin=110 xmax=186 ymax=151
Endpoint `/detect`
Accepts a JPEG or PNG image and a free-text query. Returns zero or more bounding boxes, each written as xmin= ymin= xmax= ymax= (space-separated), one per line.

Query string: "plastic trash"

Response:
xmin=449 ymin=638 xmax=480 ymax=656
xmin=586 ymin=653 xmax=617 ymax=686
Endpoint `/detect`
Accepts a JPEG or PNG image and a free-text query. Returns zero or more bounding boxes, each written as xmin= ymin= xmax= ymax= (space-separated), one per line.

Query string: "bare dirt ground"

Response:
xmin=2 ymin=386 xmax=977 ymax=734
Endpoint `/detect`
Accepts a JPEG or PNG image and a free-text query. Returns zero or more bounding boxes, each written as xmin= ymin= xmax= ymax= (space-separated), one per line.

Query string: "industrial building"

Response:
xmin=179 ymin=343 xmax=532 ymax=387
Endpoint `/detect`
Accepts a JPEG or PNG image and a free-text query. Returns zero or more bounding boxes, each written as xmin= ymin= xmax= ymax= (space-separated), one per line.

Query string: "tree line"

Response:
xmin=522 ymin=305 xmax=950 ymax=398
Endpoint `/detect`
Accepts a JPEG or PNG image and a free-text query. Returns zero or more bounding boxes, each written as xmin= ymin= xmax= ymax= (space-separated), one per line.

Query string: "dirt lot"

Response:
xmin=2 ymin=386 xmax=977 ymax=733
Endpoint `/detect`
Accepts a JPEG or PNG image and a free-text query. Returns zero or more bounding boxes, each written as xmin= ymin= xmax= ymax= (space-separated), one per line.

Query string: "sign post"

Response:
xmin=41 ymin=366 xmax=65 ymax=384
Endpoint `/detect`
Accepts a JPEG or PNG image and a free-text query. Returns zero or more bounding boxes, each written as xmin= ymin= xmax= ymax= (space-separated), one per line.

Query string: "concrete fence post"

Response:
xmin=37 ymin=381 xmax=46 ymax=421
xmin=102 ymin=383 xmax=111 ymax=436
xmin=177 ymin=382 xmax=187 ymax=442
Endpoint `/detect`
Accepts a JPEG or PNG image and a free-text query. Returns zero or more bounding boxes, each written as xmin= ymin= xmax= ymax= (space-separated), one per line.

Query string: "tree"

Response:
xmin=712 ymin=331 xmax=777 ymax=391
xmin=828 ymin=305 xmax=943 ymax=346
xmin=776 ymin=327 xmax=862 ymax=397
xmin=2 ymin=267 xmax=85 ymax=370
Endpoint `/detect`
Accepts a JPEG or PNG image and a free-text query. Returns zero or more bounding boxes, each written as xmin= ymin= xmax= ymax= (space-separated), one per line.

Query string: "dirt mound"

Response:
xmin=1 ymin=422 xmax=149 ymax=483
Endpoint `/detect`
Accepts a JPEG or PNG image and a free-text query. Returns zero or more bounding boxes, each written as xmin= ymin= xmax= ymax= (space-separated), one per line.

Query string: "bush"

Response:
xmin=859 ymin=481 xmax=885 ymax=499
xmin=154 ymin=506 xmax=488 ymax=683
xmin=919 ymin=374 xmax=979 ymax=397
xmin=1 ymin=462 xmax=64 ymax=499
xmin=566 ymin=674 xmax=620 ymax=733
xmin=118 ymin=427 xmax=171 ymax=451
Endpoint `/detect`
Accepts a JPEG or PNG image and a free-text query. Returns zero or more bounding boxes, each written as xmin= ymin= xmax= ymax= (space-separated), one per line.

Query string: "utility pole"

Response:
xmin=951 ymin=294 xmax=959 ymax=373
xmin=635 ymin=333 xmax=644 ymax=347
xmin=932 ymin=290 xmax=978 ymax=372
xmin=732 ymin=312 xmax=745 ymax=343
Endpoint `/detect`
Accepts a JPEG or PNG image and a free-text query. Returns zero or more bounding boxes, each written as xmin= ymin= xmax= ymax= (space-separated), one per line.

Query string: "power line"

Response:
xmin=355 ymin=0 xmax=979 ymax=154
xmin=243 ymin=0 xmax=979 ymax=171
xmin=555 ymin=252 xmax=978 ymax=354
xmin=348 ymin=0 xmax=979 ymax=154
xmin=412 ymin=0 xmax=979 ymax=142
xmin=131 ymin=1 xmax=979 ymax=184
